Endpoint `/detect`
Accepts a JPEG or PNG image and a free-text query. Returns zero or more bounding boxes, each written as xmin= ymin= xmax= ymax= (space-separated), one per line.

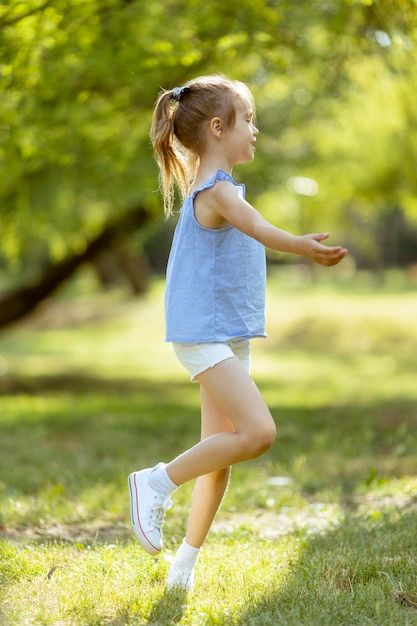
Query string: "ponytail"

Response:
xmin=150 ymin=89 xmax=193 ymax=217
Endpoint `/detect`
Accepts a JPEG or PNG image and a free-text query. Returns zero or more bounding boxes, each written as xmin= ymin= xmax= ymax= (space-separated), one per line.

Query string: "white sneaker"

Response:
xmin=128 ymin=468 xmax=172 ymax=556
xmin=166 ymin=561 xmax=195 ymax=592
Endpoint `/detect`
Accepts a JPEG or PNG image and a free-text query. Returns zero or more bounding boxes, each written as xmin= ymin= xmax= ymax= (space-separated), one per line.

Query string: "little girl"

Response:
xmin=128 ymin=74 xmax=348 ymax=591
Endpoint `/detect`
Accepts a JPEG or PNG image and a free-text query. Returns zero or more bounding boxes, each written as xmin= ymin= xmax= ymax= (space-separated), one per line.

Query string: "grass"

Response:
xmin=0 ymin=267 xmax=417 ymax=625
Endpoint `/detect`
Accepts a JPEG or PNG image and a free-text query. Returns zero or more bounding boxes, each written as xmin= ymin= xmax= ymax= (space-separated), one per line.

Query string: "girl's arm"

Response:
xmin=208 ymin=181 xmax=348 ymax=266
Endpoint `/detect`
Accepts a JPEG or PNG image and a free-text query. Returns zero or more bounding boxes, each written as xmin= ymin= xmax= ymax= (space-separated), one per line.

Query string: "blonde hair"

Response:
xmin=150 ymin=74 xmax=255 ymax=216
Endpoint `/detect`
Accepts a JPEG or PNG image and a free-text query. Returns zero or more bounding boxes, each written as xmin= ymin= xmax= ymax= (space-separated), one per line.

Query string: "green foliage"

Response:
xmin=1 ymin=0 xmax=416 ymax=272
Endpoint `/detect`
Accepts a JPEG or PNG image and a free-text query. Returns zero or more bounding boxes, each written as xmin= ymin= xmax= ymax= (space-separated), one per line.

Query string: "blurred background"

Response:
xmin=0 ymin=0 xmax=416 ymax=327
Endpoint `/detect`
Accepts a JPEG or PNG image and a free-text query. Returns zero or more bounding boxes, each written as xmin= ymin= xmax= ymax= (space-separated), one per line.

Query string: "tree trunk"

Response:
xmin=0 ymin=205 xmax=152 ymax=330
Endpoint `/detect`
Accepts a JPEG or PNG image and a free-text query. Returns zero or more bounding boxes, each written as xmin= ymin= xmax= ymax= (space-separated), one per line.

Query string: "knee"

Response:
xmin=257 ymin=423 xmax=276 ymax=454
xmin=244 ymin=422 xmax=276 ymax=458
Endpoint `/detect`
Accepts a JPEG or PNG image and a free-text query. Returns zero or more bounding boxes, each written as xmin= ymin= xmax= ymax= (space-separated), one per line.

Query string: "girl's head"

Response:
xmin=150 ymin=74 xmax=255 ymax=216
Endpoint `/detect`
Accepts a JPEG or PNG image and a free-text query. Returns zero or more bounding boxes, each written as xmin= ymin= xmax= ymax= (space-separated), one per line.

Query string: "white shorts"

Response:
xmin=172 ymin=337 xmax=251 ymax=382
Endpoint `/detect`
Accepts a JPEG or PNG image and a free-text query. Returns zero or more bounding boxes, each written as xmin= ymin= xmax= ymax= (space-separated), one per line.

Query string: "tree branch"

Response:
xmin=0 ymin=204 xmax=152 ymax=330
xmin=0 ymin=1 xmax=50 ymax=30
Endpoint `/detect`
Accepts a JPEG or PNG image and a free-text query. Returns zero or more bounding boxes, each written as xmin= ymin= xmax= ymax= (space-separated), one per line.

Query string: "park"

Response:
xmin=1 ymin=1 xmax=417 ymax=624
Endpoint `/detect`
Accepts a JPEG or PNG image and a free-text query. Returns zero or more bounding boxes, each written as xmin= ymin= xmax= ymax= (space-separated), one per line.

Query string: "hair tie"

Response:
xmin=171 ymin=86 xmax=189 ymax=102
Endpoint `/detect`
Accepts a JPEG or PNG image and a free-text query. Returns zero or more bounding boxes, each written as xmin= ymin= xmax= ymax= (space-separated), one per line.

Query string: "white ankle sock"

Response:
xmin=174 ymin=538 xmax=201 ymax=568
xmin=148 ymin=462 xmax=178 ymax=498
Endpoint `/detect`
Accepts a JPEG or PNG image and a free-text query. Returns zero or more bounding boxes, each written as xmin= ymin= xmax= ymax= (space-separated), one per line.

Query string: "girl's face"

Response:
xmin=223 ymin=99 xmax=259 ymax=166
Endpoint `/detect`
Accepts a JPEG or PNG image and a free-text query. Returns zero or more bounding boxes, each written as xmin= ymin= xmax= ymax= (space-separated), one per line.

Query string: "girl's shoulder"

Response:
xmin=190 ymin=171 xmax=246 ymax=230
xmin=190 ymin=170 xmax=244 ymax=198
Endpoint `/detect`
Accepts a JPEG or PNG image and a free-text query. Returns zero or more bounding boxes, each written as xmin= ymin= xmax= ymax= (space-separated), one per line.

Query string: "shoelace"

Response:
xmin=149 ymin=496 xmax=172 ymax=530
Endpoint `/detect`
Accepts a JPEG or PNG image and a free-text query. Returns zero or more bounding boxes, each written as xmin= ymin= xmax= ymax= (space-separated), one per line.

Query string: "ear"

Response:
xmin=209 ymin=117 xmax=223 ymax=138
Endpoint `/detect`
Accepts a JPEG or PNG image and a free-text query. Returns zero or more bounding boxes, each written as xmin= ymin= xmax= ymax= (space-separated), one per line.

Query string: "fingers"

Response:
xmin=302 ymin=234 xmax=348 ymax=265
xmin=306 ymin=233 xmax=348 ymax=266
xmin=312 ymin=232 xmax=330 ymax=242
xmin=315 ymin=246 xmax=348 ymax=266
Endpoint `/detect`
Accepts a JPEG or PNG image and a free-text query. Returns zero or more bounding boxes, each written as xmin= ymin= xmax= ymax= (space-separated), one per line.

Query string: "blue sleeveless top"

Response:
xmin=165 ymin=170 xmax=266 ymax=342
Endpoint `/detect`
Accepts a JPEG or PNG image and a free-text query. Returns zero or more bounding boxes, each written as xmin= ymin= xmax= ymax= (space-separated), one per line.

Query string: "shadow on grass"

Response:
xmin=238 ymin=506 xmax=417 ymax=625
xmin=0 ymin=371 xmax=192 ymax=396
xmin=147 ymin=588 xmax=188 ymax=625
xmin=0 ymin=374 xmax=200 ymax=543
xmin=1 ymin=372 xmax=417 ymax=553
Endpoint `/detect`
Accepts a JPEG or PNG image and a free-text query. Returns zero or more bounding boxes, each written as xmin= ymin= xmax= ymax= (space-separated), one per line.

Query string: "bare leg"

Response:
xmin=185 ymin=385 xmax=234 ymax=548
xmin=166 ymin=357 xmax=276 ymax=491
xmin=132 ymin=356 xmax=275 ymax=569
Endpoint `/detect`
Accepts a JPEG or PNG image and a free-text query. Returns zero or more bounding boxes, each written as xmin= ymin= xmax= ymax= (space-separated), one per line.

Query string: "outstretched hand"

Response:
xmin=300 ymin=233 xmax=348 ymax=266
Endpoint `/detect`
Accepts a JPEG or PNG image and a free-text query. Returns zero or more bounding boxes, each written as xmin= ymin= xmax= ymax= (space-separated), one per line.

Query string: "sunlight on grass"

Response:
xmin=1 ymin=271 xmax=417 ymax=624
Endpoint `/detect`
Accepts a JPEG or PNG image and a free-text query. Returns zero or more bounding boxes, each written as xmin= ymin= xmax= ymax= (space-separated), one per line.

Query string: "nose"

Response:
xmin=252 ymin=123 xmax=259 ymax=136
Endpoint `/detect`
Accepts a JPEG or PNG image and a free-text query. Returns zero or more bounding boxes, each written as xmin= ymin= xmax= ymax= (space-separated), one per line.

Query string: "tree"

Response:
xmin=1 ymin=0 xmax=416 ymax=327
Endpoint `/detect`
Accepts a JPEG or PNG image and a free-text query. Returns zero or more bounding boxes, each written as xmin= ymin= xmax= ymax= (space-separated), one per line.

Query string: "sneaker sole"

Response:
xmin=128 ymin=471 xmax=161 ymax=556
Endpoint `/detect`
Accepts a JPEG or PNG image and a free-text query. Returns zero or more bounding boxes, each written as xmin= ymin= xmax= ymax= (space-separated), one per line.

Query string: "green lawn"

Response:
xmin=1 ymin=268 xmax=417 ymax=625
